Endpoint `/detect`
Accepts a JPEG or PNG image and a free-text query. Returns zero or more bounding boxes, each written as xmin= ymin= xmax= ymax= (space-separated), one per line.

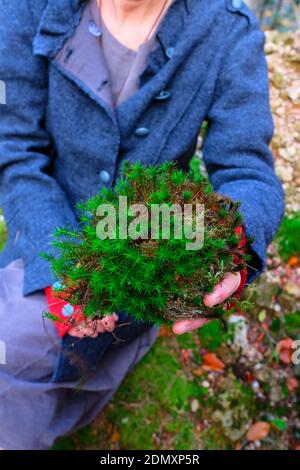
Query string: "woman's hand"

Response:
xmin=172 ymin=271 xmax=241 ymax=335
xmin=68 ymin=313 xmax=119 ymax=338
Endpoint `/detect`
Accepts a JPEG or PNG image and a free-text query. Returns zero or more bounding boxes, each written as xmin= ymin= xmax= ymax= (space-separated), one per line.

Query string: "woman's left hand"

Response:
xmin=172 ymin=271 xmax=241 ymax=335
xmin=68 ymin=313 xmax=119 ymax=338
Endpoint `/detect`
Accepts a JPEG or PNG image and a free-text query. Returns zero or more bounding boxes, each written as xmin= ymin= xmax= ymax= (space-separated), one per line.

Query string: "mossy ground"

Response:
xmin=52 ymin=304 xmax=300 ymax=450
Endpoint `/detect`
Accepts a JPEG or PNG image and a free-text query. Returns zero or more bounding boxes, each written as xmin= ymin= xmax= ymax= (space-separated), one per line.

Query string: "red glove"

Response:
xmin=45 ymin=283 xmax=85 ymax=337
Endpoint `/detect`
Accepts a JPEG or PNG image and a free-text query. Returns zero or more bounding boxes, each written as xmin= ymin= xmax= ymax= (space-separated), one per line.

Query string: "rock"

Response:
xmin=271 ymin=72 xmax=287 ymax=90
xmin=228 ymin=315 xmax=250 ymax=354
xmin=278 ymin=148 xmax=295 ymax=162
xmin=255 ymin=277 xmax=278 ymax=307
xmin=276 ymin=164 xmax=294 ymax=183
xmin=284 ymin=281 xmax=300 ymax=298
xmin=287 ymin=82 xmax=300 ymax=104
xmin=191 ymin=398 xmax=199 ymax=413
xmin=265 ymin=42 xmax=279 ymax=55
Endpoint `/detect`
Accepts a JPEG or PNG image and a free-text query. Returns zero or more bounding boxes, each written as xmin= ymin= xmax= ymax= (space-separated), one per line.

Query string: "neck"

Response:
xmin=107 ymin=0 xmax=169 ymax=24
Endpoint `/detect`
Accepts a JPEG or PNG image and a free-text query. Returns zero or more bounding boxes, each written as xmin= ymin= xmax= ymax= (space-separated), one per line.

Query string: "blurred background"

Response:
xmin=246 ymin=0 xmax=300 ymax=31
xmin=1 ymin=0 xmax=299 ymax=451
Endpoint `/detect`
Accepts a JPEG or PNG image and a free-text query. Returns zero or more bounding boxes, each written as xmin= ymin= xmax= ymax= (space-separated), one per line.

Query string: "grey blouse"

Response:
xmin=88 ymin=0 xmax=162 ymax=107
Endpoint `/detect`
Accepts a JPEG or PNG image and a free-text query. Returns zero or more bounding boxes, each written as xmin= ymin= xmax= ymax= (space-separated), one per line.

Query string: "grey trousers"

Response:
xmin=0 ymin=259 xmax=159 ymax=449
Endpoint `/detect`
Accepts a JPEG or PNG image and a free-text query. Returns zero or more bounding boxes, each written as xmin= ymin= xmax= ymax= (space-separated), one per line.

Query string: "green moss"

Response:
xmin=276 ymin=211 xmax=300 ymax=261
xmin=197 ymin=320 xmax=225 ymax=351
xmin=44 ymin=161 xmax=247 ymax=327
xmin=96 ymin=337 xmax=197 ymax=450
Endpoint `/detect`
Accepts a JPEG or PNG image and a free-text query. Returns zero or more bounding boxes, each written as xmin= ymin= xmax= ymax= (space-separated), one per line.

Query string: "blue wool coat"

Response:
xmin=0 ymin=0 xmax=285 ymax=297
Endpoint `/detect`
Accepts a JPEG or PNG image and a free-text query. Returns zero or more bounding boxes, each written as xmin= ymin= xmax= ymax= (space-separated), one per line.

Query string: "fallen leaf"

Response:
xmin=255 ymin=332 xmax=265 ymax=344
xmin=235 ymin=442 xmax=242 ymax=451
xmin=245 ymin=371 xmax=255 ymax=383
xmin=247 ymin=422 xmax=270 ymax=442
xmin=159 ymin=325 xmax=172 ymax=337
xmin=258 ymin=310 xmax=267 ymax=322
xmin=287 ymin=377 xmax=299 ymax=393
xmin=180 ymin=349 xmax=193 ymax=365
xmin=192 ymin=367 xmax=204 ymax=377
xmin=287 ymin=255 xmax=299 ymax=267
xmin=202 ymin=353 xmax=225 ymax=372
xmin=110 ymin=430 xmax=120 ymax=443
xmin=270 ymin=418 xmax=287 ymax=432
xmin=276 ymin=337 xmax=294 ymax=364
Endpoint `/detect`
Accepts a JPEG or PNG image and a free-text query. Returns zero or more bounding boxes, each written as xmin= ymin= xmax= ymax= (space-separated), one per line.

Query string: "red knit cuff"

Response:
xmin=45 ymin=284 xmax=85 ymax=337
xmin=233 ymin=225 xmax=248 ymax=299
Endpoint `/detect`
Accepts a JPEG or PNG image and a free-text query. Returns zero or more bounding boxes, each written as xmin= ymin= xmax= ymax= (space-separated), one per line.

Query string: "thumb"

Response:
xmin=203 ymin=272 xmax=241 ymax=307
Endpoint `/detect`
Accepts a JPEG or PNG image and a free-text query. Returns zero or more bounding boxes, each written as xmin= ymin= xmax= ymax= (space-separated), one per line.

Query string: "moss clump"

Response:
xmin=43 ymin=162 xmax=249 ymax=327
xmin=276 ymin=211 xmax=300 ymax=262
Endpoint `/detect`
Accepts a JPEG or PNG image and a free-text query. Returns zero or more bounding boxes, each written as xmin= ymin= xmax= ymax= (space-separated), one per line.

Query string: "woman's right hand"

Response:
xmin=68 ymin=313 xmax=119 ymax=338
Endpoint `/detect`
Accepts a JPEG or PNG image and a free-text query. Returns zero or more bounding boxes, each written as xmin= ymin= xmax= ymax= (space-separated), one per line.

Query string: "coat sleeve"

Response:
xmin=202 ymin=14 xmax=285 ymax=284
xmin=0 ymin=0 xmax=78 ymax=295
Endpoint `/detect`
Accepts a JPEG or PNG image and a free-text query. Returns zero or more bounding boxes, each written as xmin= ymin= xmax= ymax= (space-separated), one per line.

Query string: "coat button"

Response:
xmin=88 ymin=20 xmax=102 ymax=37
xmin=99 ymin=170 xmax=110 ymax=183
xmin=135 ymin=127 xmax=150 ymax=137
xmin=165 ymin=47 xmax=175 ymax=59
xmin=232 ymin=0 xmax=242 ymax=8
xmin=155 ymin=90 xmax=172 ymax=101
xmin=62 ymin=304 xmax=74 ymax=317
xmin=52 ymin=281 xmax=64 ymax=290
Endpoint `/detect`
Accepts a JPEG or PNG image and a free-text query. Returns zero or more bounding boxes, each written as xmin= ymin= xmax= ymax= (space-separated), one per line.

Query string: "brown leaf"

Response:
xmin=202 ymin=353 xmax=225 ymax=372
xmin=247 ymin=422 xmax=270 ymax=442
xmin=287 ymin=255 xmax=299 ymax=267
xmin=110 ymin=430 xmax=120 ymax=443
xmin=159 ymin=325 xmax=172 ymax=337
xmin=287 ymin=377 xmax=299 ymax=393
xmin=276 ymin=337 xmax=294 ymax=364
xmin=180 ymin=349 xmax=193 ymax=365
xmin=192 ymin=367 xmax=205 ymax=377
xmin=255 ymin=332 xmax=265 ymax=344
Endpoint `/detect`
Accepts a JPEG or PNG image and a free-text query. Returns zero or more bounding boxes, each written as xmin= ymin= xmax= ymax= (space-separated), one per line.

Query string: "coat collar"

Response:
xmin=32 ymin=0 xmax=191 ymax=60
xmin=33 ymin=0 xmax=87 ymax=58
xmin=32 ymin=0 xmax=226 ymax=130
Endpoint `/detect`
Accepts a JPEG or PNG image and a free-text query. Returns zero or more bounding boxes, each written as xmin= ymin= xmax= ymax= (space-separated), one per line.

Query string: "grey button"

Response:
xmin=155 ymin=90 xmax=172 ymax=101
xmin=89 ymin=20 xmax=102 ymax=37
xmin=232 ymin=0 xmax=242 ymax=8
xmin=165 ymin=47 xmax=175 ymax=59
xmin=135 ymin=127 xmax=150 ymax=137
xmin=99 ymin=170 xmax=110 ymax=183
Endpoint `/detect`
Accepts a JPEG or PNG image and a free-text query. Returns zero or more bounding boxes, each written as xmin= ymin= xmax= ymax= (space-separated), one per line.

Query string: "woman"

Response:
xmin=0 ymin=0 xmax=284 ymax=450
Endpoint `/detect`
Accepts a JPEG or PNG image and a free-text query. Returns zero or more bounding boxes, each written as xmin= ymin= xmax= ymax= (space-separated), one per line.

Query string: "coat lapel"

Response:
xmin=32 ymin=0 xmax=225 ymax=132
xmin=116 ymin=0 xmax=225 ymax=139
xmin=32 ymin=0 xmax=86 ymax=58
xmin=53 ymin=0 xmax=116 ymax=121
